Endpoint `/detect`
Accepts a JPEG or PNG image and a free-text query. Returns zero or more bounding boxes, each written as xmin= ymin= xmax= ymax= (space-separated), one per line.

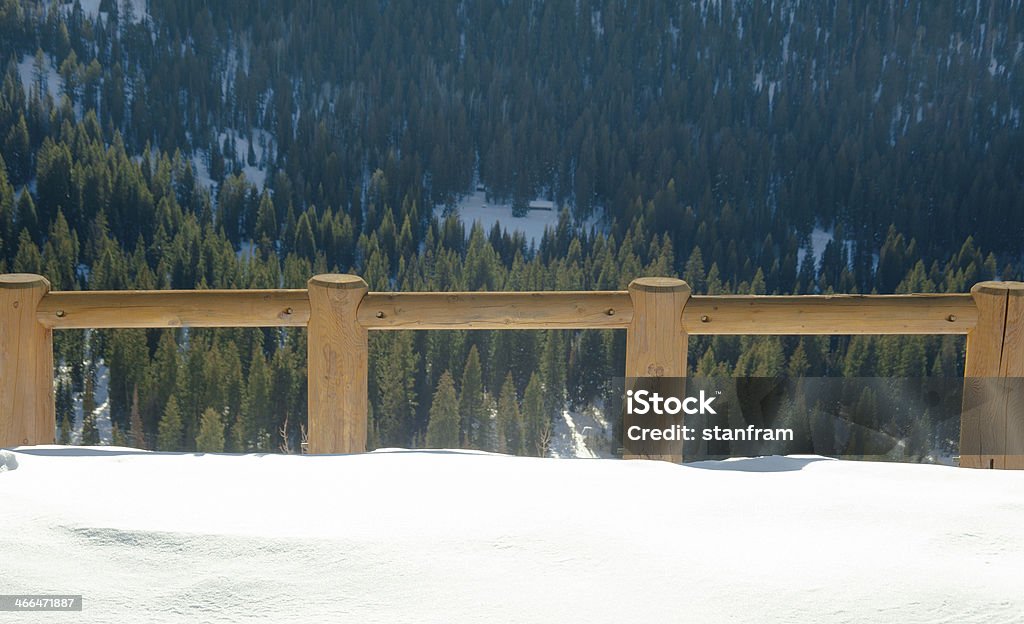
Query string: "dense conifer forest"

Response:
xmin=0 ymin=0 xmax=1021 ymax=454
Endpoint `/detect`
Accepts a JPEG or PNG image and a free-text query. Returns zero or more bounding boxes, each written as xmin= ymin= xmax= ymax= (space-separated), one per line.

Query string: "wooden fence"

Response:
xmin=1 ymin=273 xmax=1021 ymax=468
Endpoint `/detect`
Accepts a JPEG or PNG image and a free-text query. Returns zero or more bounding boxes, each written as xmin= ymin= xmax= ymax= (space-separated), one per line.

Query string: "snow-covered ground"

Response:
xmin=69 ymin=361 xmax=112 ymax=445
xmin=796 ymin=225 xmax=837 ymax=269
xmin=2 ymin=447 xmax=1022 ymax=623
xmin=191 ymin=128 xmax=272 ymax=193
xmin=549 ymin=406 xmax=612 ymax=459
xmin=55 ymin=0 xmax=150 ymax=24
xmin=17 ymin=54 xmax=62 ymax=102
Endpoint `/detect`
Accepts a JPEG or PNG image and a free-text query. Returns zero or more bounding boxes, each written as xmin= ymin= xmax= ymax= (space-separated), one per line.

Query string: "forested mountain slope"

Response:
xmin=0 ymin=0 xmax=1020 ymax=454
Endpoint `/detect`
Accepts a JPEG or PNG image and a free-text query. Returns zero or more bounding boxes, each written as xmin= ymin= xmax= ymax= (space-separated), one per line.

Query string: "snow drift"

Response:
xmin=1 ymin=447 xmax=1022 ymax=623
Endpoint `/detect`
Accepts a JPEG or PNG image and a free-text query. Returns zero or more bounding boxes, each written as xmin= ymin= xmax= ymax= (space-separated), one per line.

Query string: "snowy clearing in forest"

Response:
xmin=1 ymin=447 xmax=1022 ymax=623
xmin=16 ymin=54 xmax=62 ymax=103
xmin=55 ymin=0 xmax=150 ymax=24
xmin=436 ymin=190 xmax=600 ymax=246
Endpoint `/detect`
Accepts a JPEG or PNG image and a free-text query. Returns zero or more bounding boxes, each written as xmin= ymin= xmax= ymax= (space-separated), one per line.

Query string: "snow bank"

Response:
xmin=1 ymin=447 xmax=1022 ymax=623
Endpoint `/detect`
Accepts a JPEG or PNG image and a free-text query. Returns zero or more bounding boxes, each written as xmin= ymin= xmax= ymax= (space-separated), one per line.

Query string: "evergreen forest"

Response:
xmin=0 ymin=0 xmax=1021 ymax=455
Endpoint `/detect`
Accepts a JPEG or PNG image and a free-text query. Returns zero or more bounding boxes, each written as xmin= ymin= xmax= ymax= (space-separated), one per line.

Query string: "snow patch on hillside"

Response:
xmin=796 ymin=226 xmax=856 ymax=271
xmin=191 ymin=128 xmax=273 ymax=194
xmin=56 ymin=0 xmax=150 ymax=24
xmin=549 ymin=406 xmax=612 ymax=459
xmin=17 ymin=54 xmax=62 ymax=102
xmin=1 ymin=448 xmax=1022 ymax=623
xmin=437 ymin=190 xmax=600 ymax=246
xmin=58 ymin=359 xmax=113 ymax=445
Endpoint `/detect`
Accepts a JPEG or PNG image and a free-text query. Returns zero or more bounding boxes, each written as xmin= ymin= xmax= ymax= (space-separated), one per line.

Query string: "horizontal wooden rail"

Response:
xmin=357 ymin=291 xmax=632 ymax=330
xmin=36 ymin=290 xmax=978 ymax=334
xmin=683 ymin=293 xmax=978 ymax=335
xmin=38 ymin=290 xmax=310 ymax=329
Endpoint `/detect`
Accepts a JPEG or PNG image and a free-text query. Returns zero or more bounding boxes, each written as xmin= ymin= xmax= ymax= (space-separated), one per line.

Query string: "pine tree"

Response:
xmin=157 ymin=396 xmax=183 ymax=451
xmin=42 ymin=210 xmax=79 ymax=290
xmin=3 ymin=114 xmax=31 ymax=185
xmin=55 ymin=378 xmax=74 ymax=443
xmin=254 ymin=190 xmax=277 ymax=247
xmin=196 ymin=407 xmax=225 ymax=453
xmin=522 ymin=372 xmax=548 ymax=457
xmin=540 ymin=331 xmax=566 ymax=420
xmin=129 ymin=385 xmax=145 ymax=449
xmin=572 ymin=329 xmax=605 ymax=407
xmin=0 ymin=155 xmax=12 ymax=262
xmin=81 ymin=372 xmax=99 ymax=445
xmin=294 ymin=211 xmax=317 ymax=259
xmin=458 ymin=344 xmax=485 ymax=448
xmin=244 ymin=345 xmax=272 ymax=450
xmin=112 ymin=424 xmax=127 ymax=447
xmin=13 ymin=229 xmax=42 ymax=273
xmin=376 ymin=332 xmax=418 ymax=446
xmin=496 ymin=373 xmax=522 ymax=455
xmin=14 ymin=190 xmax=36 ymax=239
xmin=426 ymin=371 xmax=460 ymax=448
xmin=684 ymin=247 xmax=706 ymax=292
xmin=788 ymin=341 xmax=810 ymax=378
xmin=59 ymin=414 xmax=72 ymax=445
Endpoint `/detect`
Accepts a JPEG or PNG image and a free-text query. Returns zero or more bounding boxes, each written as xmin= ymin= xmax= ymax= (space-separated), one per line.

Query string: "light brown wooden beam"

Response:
xmin=356 ymin=291 xmax=633 ymax=330
xmin=35 ymin=288 xmax=979 ymax=335
xmin=683 ymin=294 xmax=977 ymax=335
xmin=37 ymin=290 xmax=310 ymax=329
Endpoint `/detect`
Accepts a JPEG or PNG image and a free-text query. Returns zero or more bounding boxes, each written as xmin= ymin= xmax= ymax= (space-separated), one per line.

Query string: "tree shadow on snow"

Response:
xmin=686 ymin=455 xmax=832 ymax=472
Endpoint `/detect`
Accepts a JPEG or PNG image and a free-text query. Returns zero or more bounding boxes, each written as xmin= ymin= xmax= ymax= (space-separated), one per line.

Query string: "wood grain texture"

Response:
xmin=358 ymin=291 xmax=631 ymax=329
xmin=959 ymin=282 xmax=1024 ymax=469
xmin=624 ymin=278 xmax=690 ymax=462
xmin=34 ymin=288 xmax=978 ymax=335
xmin=0 ymin=274 xmax=55 ymax=447
xmin=38 ymin=290 xmax=309 ymax=329
xmin=1000 ymin=284 xmax=1024 ymax=469
xmin=307 ymin=274 xmax=368 ymax=454
xmin=684 ymin=294 xmax=976 ymax=335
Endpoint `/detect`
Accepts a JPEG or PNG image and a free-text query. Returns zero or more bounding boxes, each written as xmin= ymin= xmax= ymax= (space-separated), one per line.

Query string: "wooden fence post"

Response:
xmin=1 ymin=274 xmax=54 ymax=447
xmin=960 ymin=281 xmax=1024 ymax=469
xmin=307 ymin=274 xmax=368 ymax=454
xmin=624 ymin=277 xmax=691 ymax=462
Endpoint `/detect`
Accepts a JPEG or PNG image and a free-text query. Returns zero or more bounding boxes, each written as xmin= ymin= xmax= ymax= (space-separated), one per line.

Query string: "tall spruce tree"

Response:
xmin=376 ymin=332 xmax=418 ymax=446
xmin=157 ymin=396 xmax=183 ymax=452
xmin=129 ymin=385 xmax=145 ymax=449
xmin=522 ymin=373 xmax=548 ymax=457
xmin=196 ymin=407 xmax=225 ymax=453
xmin=426 ymin=371 xmax=460 ymax=448
xmin=81 ymin=371 xmax=99 ymax=445
xmin=458 ymin=345 xmax=485 ymax=448
xmin=496 ymin=373 xmax=522 ymax=455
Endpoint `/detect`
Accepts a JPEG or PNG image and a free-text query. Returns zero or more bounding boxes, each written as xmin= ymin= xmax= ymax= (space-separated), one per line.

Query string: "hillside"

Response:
xmin=2 ymin=447 xmax=1023 ymax=623
xmin=1 ymin=1 xmax=1022 ymax=455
